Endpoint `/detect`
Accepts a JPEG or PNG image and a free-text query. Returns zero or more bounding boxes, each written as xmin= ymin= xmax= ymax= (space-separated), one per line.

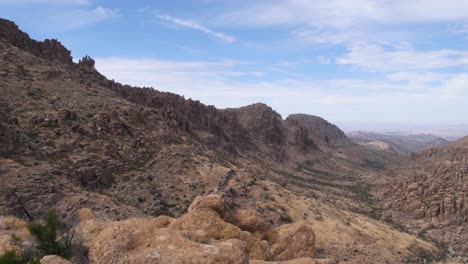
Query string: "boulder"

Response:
xmin=188 ymin=194 xmax=231 ymax=219
xmin=88 ymin=218 xmax=249 ymax=264
xmin=249 ymin=239 xmax=272 ymax=260
xmin=266 ymin=222 xmax=316 ymax=261
xmin=231 ymin=209 xmax=268 ymax=233
xmin=40 ymin=255 xmax=72 ymax=264
xmin=169 ymin=208 xmax=249 ymax=241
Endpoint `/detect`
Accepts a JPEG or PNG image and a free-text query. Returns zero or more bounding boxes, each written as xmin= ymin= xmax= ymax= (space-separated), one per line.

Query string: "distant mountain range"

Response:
xmin=347 ymin=131 xmax=450 ymax=155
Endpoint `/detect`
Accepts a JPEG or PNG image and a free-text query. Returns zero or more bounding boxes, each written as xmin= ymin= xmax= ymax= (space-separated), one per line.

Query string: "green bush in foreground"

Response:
xmin=0 ymin=211 xmax=74 ymax=263
xmin=0 ymin=249 xmax=40 ymax=264
xmin=27 ymin=211 xmax=73 ymax=259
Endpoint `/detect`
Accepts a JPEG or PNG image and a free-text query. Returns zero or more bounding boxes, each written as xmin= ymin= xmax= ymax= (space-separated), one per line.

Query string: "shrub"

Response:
xmin=27 ymin=211 xmax=73 ymax=259
xmin=0 ymin=249 xmax=40 ymax=264
xmin=0 ymin=249 xmax=24 ymax=264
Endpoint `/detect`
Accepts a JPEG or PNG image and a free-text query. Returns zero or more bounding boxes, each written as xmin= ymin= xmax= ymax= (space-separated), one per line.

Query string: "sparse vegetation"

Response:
xmin=0 ymin=211 xmax=87 ymax=264
xmin=347 ymin=182 xmax=372 ymax=203
xmin=26 ymin=211 xmax=74 ymax=259
xmin=362 ymin=159 xmax=385 ymax=170
xmin=0 ymin=249 xmax=40 ymax=264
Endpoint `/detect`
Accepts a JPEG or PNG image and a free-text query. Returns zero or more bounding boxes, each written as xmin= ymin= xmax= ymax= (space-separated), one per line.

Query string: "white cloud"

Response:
xmin=157 ymin=14 xmax=235 ymax=43
xmin=47 ymin=6 xmax=120 ymax=30
xmin=386 ymin=72 xmax=448 ymax=84
xmin=220 ymin=0 xmax=468 ymax=29
xmin=94 ymin=57 xmax=468 ymax=124
xmin=336 ymin=42 xmax=468 ymax=72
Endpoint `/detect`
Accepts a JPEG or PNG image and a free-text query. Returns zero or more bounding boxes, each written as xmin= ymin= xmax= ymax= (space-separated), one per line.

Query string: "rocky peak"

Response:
xmin=78 ymin=55 xmax=96 ymax=71
xmin=0 ymin=18 xmax=72 ymax=63
xmin=286 ymin=114 xmax=348 ymax=147
xmin=228 ymin=103 xmax=286 ymax=145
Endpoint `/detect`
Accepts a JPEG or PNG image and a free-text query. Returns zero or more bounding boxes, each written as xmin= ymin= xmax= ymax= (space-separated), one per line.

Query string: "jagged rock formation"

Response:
xmin=376 ymin=137 xmax=468 ymax=258
xmin=0 ymin=19 xmax=72 ymax=63
xmin=78 ymin=55 xmax=96 ymax=71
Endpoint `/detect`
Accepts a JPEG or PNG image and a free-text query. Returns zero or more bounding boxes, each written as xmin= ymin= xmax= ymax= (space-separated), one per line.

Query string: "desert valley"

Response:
xmin=0 ymin=13 xmax=467 ymax=264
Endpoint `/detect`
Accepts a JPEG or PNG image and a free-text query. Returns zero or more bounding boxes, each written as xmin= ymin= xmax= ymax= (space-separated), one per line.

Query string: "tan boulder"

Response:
xmin=266 ymin=222 xmax=315 ymax=261
xmin=40 ymin=255 xmax=72 ymax=264
xmin=249 ymin=239 xmax=272 ymax=260
xmin=88 ymin=218 xmax=249 ymax=264
xmin=169 ymin=208 xmax=249 ymax=241
xmin=231 ymin=209 xmax=268 ymax=233
xmin=188 ymin=194 xmax=231 ymax=218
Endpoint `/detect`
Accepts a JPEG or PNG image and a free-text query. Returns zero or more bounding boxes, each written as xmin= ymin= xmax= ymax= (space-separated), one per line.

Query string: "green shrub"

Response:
xmin=27 ymin=211 xmax=73 ymax=259
xmin=0 ymin=249 xmax=24 ymax=264
xmin=0 ymin=249 xmax=40 ymax=264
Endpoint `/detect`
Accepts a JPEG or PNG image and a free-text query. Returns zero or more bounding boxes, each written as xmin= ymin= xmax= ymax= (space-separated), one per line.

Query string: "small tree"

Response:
xmin=27 ymin=211 xmax=73 ymax=259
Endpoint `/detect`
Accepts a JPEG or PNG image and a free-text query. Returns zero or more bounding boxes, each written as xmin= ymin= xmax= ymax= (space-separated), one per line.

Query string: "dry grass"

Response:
xmin=251 ymin=180 xmax=437 ymax=263
xmin=0 ymin=216 xmax=32 ymax=254
xmin=1 ymin=217 xmax=26 ymax=230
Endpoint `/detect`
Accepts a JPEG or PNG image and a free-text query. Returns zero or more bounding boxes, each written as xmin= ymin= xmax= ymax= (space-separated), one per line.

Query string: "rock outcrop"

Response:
xmin=228 ymin=103 xmax=286 ymax=145
xmin=76 ymin=194 xmax=319 ymax=263
xmin=286 ymin=114 xmax=349 ymax=147
xmin=0 ymin=18 xmax=72 ymax=63
xmin=78 ymin=55 xmax=96 ymax=71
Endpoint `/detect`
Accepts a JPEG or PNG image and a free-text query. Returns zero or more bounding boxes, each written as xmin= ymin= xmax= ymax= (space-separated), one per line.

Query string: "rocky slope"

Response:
xmin=0 ymin=18 xmax=446 ymax=263
xmin=375 ymin=137 xmax=467 ymax=259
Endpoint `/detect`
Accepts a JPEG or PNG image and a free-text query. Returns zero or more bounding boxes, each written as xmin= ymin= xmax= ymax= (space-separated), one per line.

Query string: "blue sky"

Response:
xmin=2 ymin=0 xmax=468 ymax=132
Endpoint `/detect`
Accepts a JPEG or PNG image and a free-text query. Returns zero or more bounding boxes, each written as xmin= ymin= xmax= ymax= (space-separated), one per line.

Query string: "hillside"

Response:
xmin=0 ymin=18 xmax=446 ymax=263
xmin=348 ymin=131 xmax=450 ymax=155
xmin=374 ymin=137 xmax=467 ymax=258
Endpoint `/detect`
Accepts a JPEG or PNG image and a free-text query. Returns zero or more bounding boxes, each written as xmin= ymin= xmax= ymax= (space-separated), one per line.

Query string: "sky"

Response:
xmin=1 ymin=0 xmax=468 ymax=133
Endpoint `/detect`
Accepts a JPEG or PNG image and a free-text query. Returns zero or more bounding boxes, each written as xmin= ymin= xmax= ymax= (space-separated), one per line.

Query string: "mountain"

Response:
xmin=348 ymin=131 xmax=450 ymax=155
xmin=0 ymin=18 xmax=445 ymax=263
xmin=374 ymin=136 xmax=468 ymax=258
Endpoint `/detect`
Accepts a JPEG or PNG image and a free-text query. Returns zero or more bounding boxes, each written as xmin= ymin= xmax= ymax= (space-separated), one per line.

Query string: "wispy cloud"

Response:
xmin=157 ymin=14 xmax=235 ymax=43
xmin=47 ymin=6 xmax=120 ymax=30
xmin=220 ymin=0 xmax=468 ymax=28
xmin=337 ymin=42 xmax=468 ymax=72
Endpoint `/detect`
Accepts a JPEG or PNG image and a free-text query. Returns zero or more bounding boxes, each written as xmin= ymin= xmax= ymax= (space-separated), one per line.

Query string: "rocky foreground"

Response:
xmin=3 ymin=194 xmax=328 ymax=264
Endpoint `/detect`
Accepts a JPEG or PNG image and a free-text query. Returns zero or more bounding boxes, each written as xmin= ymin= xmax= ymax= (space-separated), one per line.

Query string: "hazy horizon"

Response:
xmin=2 ymin=0 xmax=468 ymax=130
